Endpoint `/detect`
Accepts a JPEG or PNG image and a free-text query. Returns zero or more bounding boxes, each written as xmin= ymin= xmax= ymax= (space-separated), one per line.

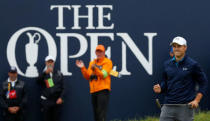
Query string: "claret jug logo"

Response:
xmin=7 ymin=27 xmax=57 ymax=78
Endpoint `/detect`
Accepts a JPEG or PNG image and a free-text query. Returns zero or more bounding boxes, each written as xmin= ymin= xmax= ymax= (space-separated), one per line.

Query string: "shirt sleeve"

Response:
xmin=0 ymin=84 xmax=8 ymax=109
xmin=81 ymin=62 xmax=93 ymax=80
xmin=37 ymin=72 xmax=47 ymax=85
xmin=57 ymin=72 xmax=65 ymax=100
xmin=160 ymin=65 xmax=167 ymax=94
xmin=20 ymin=82 xmax=27 ymax=109
xmin=193 ymin=63 xmax=208 ymax=96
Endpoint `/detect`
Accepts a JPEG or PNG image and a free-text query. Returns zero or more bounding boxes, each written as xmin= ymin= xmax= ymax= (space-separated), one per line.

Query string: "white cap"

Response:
xmin=170 ymin=36 xmax=187 ymax=46
xmin=45 ymin=55 xmax=55 ymax=62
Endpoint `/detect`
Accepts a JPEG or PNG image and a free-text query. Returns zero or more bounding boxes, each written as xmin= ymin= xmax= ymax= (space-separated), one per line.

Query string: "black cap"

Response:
xmin=9 ymin=66 xmax=17 ymax=73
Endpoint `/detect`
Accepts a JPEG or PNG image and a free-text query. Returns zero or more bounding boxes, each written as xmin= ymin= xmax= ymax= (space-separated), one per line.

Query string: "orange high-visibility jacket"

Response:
xmin=81 ymin=57 xmax=113 ymax=94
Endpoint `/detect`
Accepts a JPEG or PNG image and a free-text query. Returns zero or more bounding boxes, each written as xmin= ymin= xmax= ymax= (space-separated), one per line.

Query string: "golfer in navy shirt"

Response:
xmin=153 ymin=36 xmax=208 ymax=121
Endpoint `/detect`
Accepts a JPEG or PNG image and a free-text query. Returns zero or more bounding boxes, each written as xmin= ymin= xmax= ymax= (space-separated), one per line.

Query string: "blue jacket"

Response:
xmin=160 ymin=55 xmax=208 ymax=104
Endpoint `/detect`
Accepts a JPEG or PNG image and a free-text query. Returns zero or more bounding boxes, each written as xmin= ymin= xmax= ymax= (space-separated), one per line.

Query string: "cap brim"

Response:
xmin=96 ymin=49 xmax=104 ymax=52
xmin=46 ymin=59 xmax=54 ymax=62
xmin=170 ymin=42 xmax=185 ymax=46
xmin=170 ymin=42 xmax=174 ymax=46
xmin=9 ymin=71 xmax=17 ymax=73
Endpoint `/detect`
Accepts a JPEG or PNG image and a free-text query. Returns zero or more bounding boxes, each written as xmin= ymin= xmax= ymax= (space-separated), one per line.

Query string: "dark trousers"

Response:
xmin=41 ymin=100 xmax=62 ymax=121
xmin=3 ymin=110 xmax=24 ymax=121
xmin=91 ymin=89 xmax=110 ymax=121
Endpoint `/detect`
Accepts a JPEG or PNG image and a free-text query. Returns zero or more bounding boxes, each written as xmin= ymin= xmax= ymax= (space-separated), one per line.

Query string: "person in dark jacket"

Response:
xmin=37 ymin=55 xmax=65 ymax=121
xmin=0 ymin=66 xmax=27 ymax=121
xmin=169 ymin=46 xmax=174 ymax=57
xmin=153 ymin=36 xmax=208 ymax=121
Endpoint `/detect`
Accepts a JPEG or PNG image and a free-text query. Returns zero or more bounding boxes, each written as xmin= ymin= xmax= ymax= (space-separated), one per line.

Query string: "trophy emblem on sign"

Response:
xmin=25 ymin=32 xmax=41 ymax=77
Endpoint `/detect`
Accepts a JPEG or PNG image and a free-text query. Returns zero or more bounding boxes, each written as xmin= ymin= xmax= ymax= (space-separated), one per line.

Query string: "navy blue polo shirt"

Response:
xmin=160 ymin=55 xmax=208 ymax=104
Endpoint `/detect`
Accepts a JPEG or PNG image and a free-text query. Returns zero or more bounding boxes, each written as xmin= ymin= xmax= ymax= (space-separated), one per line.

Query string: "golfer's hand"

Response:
xmin=76 ymin=60 xmax=84 ymax=68
xmin=188 ymin=100 xmax=199 ymax=109
xmin=153 ymin=84 xmax=161 ymax=93
xmin=56 ymin=98 xmax=63 ymax=105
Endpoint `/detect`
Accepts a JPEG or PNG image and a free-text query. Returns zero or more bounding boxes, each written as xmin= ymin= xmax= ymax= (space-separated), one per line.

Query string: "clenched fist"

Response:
xmin=153 ymin=84 xmax=161 ymax=93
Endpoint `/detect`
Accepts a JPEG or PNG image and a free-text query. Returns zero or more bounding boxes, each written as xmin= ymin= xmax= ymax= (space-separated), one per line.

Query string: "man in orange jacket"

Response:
xmin=76 ymin=44 xmax=113 ymax=121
